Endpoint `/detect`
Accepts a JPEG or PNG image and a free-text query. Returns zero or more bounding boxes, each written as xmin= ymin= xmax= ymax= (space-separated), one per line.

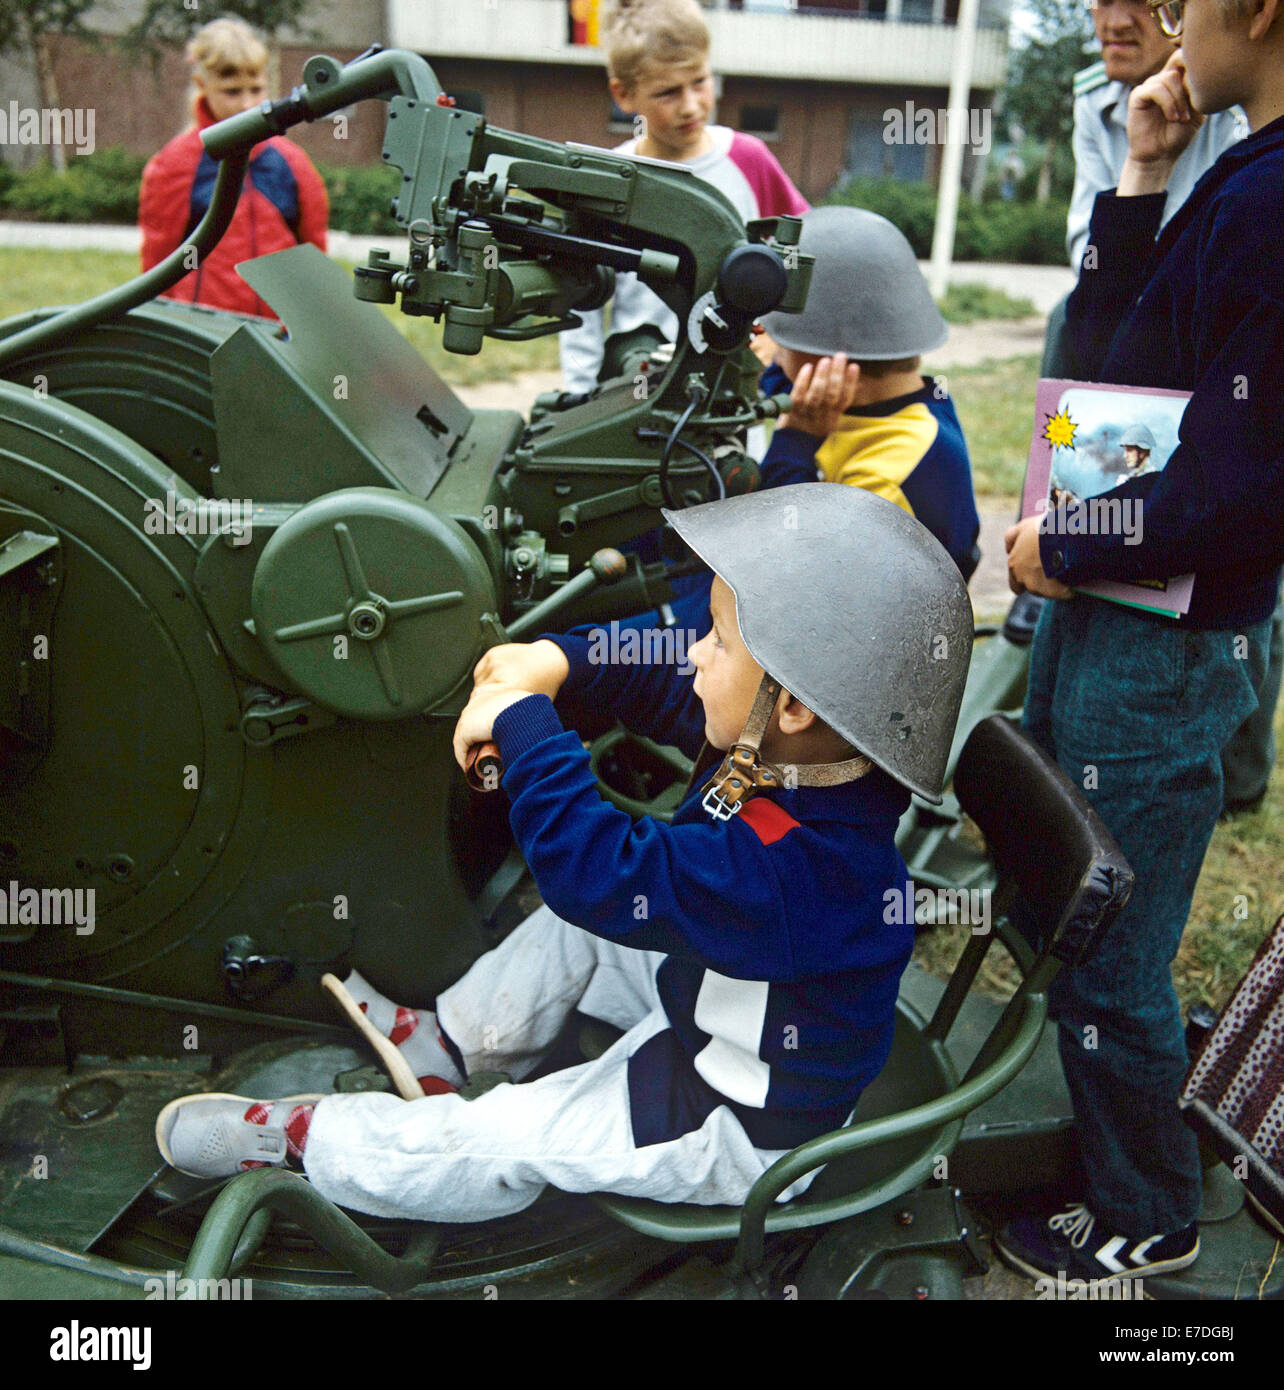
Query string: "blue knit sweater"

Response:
xmin=1054 ymin=113 xmax=1284 ymax=629
xmin=490 ymin=633 xmax=914 ymax=1148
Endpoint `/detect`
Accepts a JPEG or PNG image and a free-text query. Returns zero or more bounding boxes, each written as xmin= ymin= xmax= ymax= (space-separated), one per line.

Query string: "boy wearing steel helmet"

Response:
xmin=154 ymin=487 xmax=971 ymax=1221
xmin=754 ymin=206 xmax=982 ymax=581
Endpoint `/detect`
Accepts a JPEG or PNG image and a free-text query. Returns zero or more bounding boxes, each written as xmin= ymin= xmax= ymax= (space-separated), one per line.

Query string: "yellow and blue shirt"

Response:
xmin=760 ymin=368 xmax=981 ymax=580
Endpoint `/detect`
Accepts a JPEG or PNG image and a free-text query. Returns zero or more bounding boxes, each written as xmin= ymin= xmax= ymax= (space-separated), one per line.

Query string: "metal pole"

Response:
xmin=928 ymin=0 xmax=982 ymax=300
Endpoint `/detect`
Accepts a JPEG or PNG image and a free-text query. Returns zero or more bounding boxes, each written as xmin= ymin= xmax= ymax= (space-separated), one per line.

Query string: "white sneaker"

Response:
xmin=155 ymin=1093 xmax=324 ymax=1179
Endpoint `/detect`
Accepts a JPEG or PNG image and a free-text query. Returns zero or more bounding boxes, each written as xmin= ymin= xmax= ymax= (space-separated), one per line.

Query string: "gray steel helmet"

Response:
xmin=664 ymin=483 xmax=972 ymax=803
xmin=759 ymin=205 xmax=947 ymax=361
xmin=1119 ymin=423 xmax=1156 ymax=451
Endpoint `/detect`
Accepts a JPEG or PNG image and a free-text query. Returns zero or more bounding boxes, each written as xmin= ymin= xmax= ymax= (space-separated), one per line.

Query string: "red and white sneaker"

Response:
xmin=155 ymin=1093 xmax=322 ymax=1179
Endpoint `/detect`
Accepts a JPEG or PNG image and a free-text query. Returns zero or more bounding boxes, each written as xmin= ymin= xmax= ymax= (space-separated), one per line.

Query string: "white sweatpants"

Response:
xmin=303 ymin=906 xmax=812 ymax=1222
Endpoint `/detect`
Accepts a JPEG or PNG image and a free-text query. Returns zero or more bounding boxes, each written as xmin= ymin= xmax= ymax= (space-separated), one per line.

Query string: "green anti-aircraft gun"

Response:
xmin=0 ymin=46 xmax=810 ymax=1018
xmin=0 ymin=49 xmax=1276 ymax=1301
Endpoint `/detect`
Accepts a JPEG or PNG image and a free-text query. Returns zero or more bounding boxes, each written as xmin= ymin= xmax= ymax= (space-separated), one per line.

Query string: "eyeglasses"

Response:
xmin=1089 ymin=0 xmax=1184 ymax=36
xmin=1146 ymin=0 xmax=1184 ymax=36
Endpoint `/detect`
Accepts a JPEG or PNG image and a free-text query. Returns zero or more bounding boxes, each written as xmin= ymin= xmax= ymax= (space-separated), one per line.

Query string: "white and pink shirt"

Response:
xmin=559 ymin=126 xmax=808 ymax=394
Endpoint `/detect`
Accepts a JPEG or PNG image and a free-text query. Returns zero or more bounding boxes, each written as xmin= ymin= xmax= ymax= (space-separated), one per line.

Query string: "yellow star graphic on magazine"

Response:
xmin=1042 ymin=408 xmax=1077 ymax=450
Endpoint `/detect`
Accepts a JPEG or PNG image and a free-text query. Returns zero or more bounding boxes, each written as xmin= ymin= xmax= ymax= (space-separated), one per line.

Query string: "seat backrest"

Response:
xmin=954 ymin=714 xmax=1132 ymax=970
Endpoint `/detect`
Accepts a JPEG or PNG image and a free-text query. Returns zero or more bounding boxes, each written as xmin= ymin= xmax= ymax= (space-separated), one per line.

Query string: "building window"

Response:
xmin=740 ymin=104 xmax=780 ymax=140
xmin=847 ymin=112 xmax=927 ymax=181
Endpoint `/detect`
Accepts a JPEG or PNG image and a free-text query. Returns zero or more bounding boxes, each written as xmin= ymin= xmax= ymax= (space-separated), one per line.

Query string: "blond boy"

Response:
xmin=560 ymin=0 xmax=807 ymax=393
xmin=139 ymin=17 xmax=328 ymax=317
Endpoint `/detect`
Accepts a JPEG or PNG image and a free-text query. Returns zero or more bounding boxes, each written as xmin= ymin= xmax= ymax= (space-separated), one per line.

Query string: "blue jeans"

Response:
xmin=1024 ymin=597 xmax=1269 ymax=1235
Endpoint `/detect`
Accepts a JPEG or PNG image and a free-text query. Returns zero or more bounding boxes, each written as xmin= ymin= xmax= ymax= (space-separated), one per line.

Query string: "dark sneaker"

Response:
xmin=995 ymin=1202 xmax=1199 ymax=1287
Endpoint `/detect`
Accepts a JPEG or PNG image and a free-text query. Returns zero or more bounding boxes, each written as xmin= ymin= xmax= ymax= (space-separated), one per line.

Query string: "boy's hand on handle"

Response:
xmin=472 ymin=640 xmax=570 ymax=701
xmin=779 ymin=355 xmax=861 ymax=438
xmin=1005 ymin=515 xmax=1074 ymax=600
xmin=452 ymin=685 xmax=534 ymax=777
xmin=1121 ymin=52 xmax=1203 ymax=192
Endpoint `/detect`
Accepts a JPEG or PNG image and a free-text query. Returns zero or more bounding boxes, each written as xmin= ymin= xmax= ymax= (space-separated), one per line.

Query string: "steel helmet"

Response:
xmin=759 ymin=205 xmax=947 ymax=361
xmin=1119 ymin=424 xmax=1156 ymax=451
xmin=664 ymin=483 xmax=972 ymax=803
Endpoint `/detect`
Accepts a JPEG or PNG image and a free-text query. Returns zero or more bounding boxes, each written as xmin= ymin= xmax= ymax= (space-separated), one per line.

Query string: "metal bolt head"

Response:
xmin=60 ymin=1078 xmax=123 ymax=1124
xmin=348 ymin=599 xmax=387 ymax=641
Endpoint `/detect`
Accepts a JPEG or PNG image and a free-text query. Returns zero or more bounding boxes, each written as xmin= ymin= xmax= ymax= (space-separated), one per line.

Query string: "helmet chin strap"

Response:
xmin=701 ymin=674 xmax=872 ymax=822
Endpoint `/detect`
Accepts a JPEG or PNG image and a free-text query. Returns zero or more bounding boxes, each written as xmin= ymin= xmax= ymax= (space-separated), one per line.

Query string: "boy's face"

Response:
xmin=611 ymin=59 xmax=714 ymax=160
xmin=198 ymin=67 xmax=268 ymax=123
xmin=1091 ymin=0 xmax=1176 ymax=85
xmin=1178 ymin=1 xmax=1253 ymax=116
xmin=688 ymin=576 xmax=770 ymax=751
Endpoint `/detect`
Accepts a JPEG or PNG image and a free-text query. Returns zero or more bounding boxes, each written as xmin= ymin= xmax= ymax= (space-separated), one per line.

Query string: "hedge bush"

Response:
xmin=0 ymin=152 xmax=1070 ymax=264
xmin=0 ymin=146 xmax=405 ymax=235
xmin=2 ymin=147 xmax=147 ymax=223
xmin=313 ymin=160 xmax=403 ymax=235
xmin=824 ymin=176 xmax=1069 ymax=266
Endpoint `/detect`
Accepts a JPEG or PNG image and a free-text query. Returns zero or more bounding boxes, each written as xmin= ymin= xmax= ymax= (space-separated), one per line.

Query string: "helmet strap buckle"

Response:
xmin=700 ymin=675 xmax=875 ymax=822
xmin=701 ymin=677 xmax=787 ymax=821
xmin=701 ymin=783 xmax=745 ymax=821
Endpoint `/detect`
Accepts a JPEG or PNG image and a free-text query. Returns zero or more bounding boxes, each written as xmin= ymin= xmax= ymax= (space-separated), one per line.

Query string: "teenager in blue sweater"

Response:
xmin=155 ymin=486 xmax=972 ymax=1220
xmin=999 ymin=4 xmax=1284 ymax=1286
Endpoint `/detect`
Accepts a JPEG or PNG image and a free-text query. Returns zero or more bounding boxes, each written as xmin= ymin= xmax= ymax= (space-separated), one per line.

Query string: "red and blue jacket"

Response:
xmin=492 ymin=630 xmax=914 ymax=1150
xmin=139 ymin=97 xmax=329 ymax=318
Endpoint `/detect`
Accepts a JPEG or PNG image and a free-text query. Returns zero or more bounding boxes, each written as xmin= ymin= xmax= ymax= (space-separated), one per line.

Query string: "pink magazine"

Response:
xmin=1021 ymin=378 xmax=1195 ymax=619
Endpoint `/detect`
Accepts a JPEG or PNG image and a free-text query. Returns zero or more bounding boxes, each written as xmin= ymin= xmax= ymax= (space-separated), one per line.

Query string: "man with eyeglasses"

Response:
xmin=1067 ymin=0 xmax=1247 ymax=272
xmin=1001 ymin=0 xmax=1284 ymax=1289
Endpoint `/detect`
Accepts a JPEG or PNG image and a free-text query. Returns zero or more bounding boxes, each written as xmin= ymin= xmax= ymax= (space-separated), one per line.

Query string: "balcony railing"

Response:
xmin=389 ymin=0 xmax=1010 ymax=88
xmin=715 ymin=0 xmax=1009 ymax=25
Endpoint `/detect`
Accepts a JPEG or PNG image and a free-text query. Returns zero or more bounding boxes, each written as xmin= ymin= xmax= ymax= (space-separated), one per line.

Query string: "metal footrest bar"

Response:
xmin=183 ymin=1168 xmax=442 ymax=1295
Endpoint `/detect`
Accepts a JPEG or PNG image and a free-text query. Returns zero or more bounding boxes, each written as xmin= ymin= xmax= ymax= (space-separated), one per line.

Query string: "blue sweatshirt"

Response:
xmin=490 ymin=632 xmax=914 ymax=1149
xmin=1056 ymin=114 xmax=1284 ymax=629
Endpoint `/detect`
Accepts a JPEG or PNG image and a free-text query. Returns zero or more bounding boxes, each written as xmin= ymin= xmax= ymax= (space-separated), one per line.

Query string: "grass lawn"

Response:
xmin=950 ymin=354 xmax=1042 ymax=498
xmin=0 ymin=249 xmax=1038 ymax=437
xmin=936 ymin=282 xmax=1036 ymax=325
xmin=4 ymin=247 xmax=1279 ymax=1020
